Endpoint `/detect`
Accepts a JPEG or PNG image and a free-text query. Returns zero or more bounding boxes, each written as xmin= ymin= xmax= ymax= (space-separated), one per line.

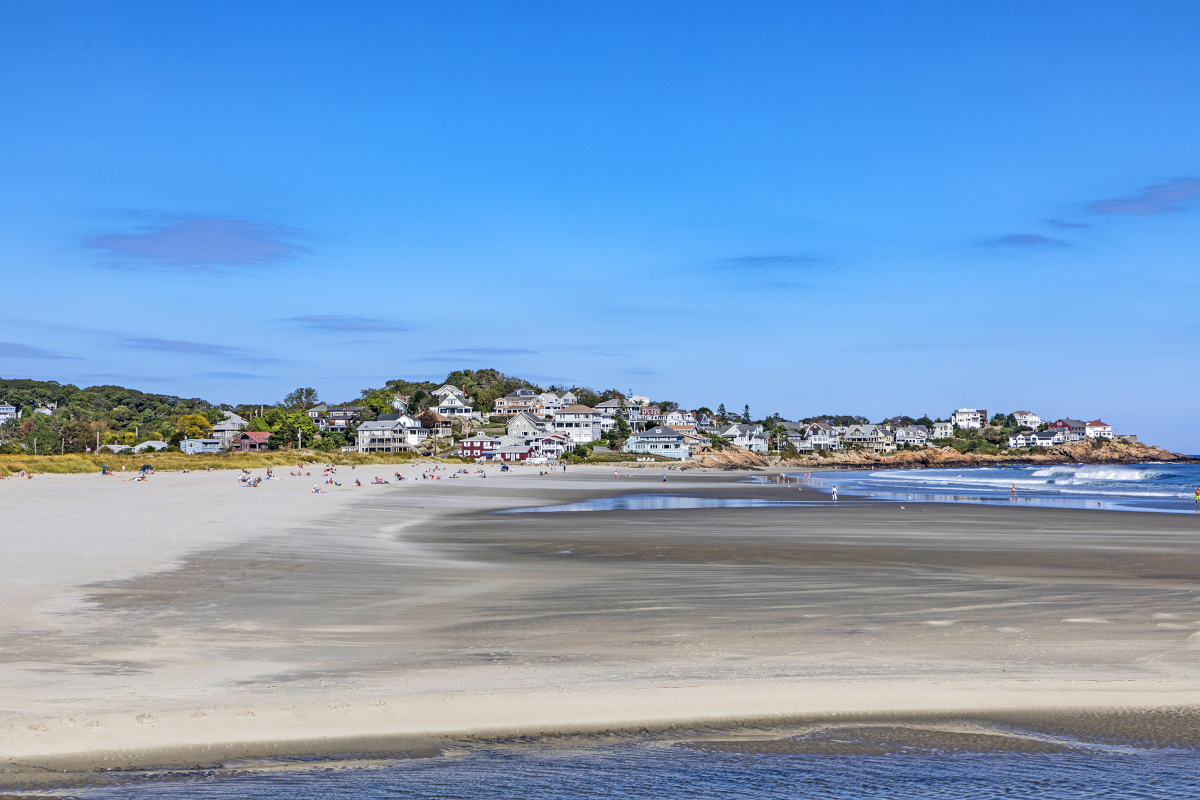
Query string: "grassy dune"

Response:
xmin=0 ymin=450 xmax=464 ymax=477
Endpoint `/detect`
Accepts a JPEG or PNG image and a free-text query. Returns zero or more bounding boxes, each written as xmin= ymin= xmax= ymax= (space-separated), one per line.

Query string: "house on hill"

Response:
xmin=493 ymin=388 xmax=543 ymax=417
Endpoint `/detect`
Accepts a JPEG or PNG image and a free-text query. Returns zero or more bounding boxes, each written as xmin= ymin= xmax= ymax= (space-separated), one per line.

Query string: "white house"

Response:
xmin=533 ymin=433 xmax=571 ymax=459
xmin=932 ymin=421 xmax=954 ymax=439
xmin=951 ymin=408 xmax=988 ymax=429
xmin=436 ymin=393 xmax=477 ymax=418
xmin=537 ymin=390 xmax=578 ymax=417
xmin=0 ymin=403 xmax=17 ymax=421
xmin=1009 ymin=429 xmax=1065 ymax=448
xmin=432 ymin=384 xmax=466 ymax=400
xmin=554 ymin=405 xmax=603 ymax=444
xmin=894 ymin=425 xmax=930 ymax=447
xmin=797 ymin=422 xmax=842 ymax=450
xmin=1085 ymin=419 xmax=1113 ymax=439
xmin=180 ymin=438 xmax=222 ymax=454
xmin=306 ymin=403 xmax=328 ymax=420
xmin=623 ymin=426 xmax=691 ymax=459
xmin=718 ymin=423 xmax=769 ymax=453
xmin=1012 ymin=411 xmax=1041 ymax=429
xmin=494 ymin=388 xmax=543 ymax=417
xmin=355 ymin=415 xmax=427 ymax=453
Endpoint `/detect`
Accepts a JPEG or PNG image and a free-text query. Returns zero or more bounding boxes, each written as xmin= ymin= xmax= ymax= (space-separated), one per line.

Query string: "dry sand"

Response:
xmin=3 ymin=462 xmax=1200 ymax=783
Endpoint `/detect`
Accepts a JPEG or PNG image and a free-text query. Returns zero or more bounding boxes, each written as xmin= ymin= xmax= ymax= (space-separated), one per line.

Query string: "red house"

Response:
xmin=459 ymin=434 xmax=501 ymax=460
xmin=231 ymin=432 xmax=272 ymax=452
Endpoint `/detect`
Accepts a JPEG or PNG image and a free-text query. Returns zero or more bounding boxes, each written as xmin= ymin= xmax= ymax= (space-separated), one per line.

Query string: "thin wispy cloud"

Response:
xmin=287 ymin=315 xmax=408 ymax=333
xmin=1045 ymin=219 xmax=1089 ymax=229
xmin=195 ymin=371 xmax=275 ymax=380
xmin=1089 ymin=178 xmax=1200 ymax=215
xmin=445 ymin=347 xmax=539 ymax=355
xmin=0 ymin=342 xmax=80 ymax=359
xmin=88 ymin=216 xmax=306 ymax=271
xmin=80 ymin=373 xmax=182 ymax=383
xmin=720 ymin=254 xmax=825 ymax=272
xmin=121 ymin=338 xmax=243 ymax=356
xmin=987 ymin=234 xmax=1069 ymax=247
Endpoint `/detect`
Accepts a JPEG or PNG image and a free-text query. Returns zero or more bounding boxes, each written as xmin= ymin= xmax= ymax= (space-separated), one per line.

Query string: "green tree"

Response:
xmin=742 ymin=405 xmax=751 ymax=423
xmin=717 ymin=403 xmax=727 ymax=421
xmin=177 ymin=414 xmax=213 ymax=440
xmin=612 ymin=397 xmax=633 ymax=444
xmin=282 ymin=387 xmax=320 ymax=409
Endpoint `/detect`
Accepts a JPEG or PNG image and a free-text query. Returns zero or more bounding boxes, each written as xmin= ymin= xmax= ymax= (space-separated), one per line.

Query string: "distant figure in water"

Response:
xmin=1195 ymin=487 xmax=1200 ymax=505
xmin=1011 ymin=484 xmax=1017 ymax=499
xmin=831 ymin=485 xmax=838 ymax=501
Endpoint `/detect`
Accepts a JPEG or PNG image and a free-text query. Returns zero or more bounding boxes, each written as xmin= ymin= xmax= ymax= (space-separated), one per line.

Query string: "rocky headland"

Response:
xmin=683 ymin=440 xmax=1193 ymax=471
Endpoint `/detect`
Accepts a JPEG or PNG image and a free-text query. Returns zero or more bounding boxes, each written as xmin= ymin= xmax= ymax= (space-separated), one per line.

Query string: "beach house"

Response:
xmin=506 ymin=411 xmax=548 ymax=439
xmin=537 ymin=390 xmax=578 ymax=417
xmin=1012 ymin=411 xmax=1041 ymax=429
xmin=211 ymin=411 xmax=246 ymax=449
xmin=231 ymin=431 xmax=272 ymax=452
xmin=459 ymin=434 xmax=502 ymax=460
xmin=951 ymin=408 xmax=988 ymax=429
xmin=355 ymin=415 xmax=427 ymax=454
xmin=1047 ymin=419 xmax=1087 ymax=441
xmin=0 ymin=403 xmax=18 ymax=421
xmin=554 ymin=404 xmax=603 ymax=443
xmin=435 ymin=392 xmax=477 ymax=419
xmin=894 ymin=425 xmax=930 ymax=447
xmin=932 ymin=421 xmax=954 ymax=439
xmin=493 ymin=388 xmax=543 ymax=417
xmin=717 ymin=423 xmax=769 ymax=453
xmin=1085 ymin=420 xmax=1113 ymax=439
xmin=623 ymin=426 xmax=691 ymax=459
xmin=180 ymin=438 xmax=222 ymax=454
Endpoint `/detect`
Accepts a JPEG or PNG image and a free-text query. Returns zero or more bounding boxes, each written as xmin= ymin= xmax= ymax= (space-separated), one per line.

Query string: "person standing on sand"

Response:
xmin=831 ymin=485 xmax=837 ymax=501
xmin=1012 ymin=484 xmax=1017 ymax=500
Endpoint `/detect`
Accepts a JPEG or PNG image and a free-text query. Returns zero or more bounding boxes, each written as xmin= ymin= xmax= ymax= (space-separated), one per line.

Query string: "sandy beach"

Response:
xmin=3 ymin=463 xmax=1200 ymax=785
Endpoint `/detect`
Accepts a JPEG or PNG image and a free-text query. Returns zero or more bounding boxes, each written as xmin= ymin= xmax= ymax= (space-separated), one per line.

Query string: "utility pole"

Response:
xmin=33 ymin=437 xmax=36 ymax=455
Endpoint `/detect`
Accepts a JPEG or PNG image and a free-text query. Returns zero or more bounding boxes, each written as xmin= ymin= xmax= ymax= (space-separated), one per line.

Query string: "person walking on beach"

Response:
xmin=1011 ymin=483 xmax=1017 ymax=500
xmin=831 ymin=485 xmax=837 ymax=502
xmin=1195 ymin=486 xmax=1200 ymax=505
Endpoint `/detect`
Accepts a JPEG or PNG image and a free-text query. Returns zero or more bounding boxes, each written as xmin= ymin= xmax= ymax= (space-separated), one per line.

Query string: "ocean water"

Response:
xmin=799 ymin=462 xmax=1200 ymax=513
xmin=494 ymin=494 xmax=838 ymax=513
xmin=71 ymin=736 xmax=1200 ymax=799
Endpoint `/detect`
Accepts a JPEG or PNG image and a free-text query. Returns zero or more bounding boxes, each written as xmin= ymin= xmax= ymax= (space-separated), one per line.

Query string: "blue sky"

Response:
xmin=1 ymin=2 xmax=1198 ymax=449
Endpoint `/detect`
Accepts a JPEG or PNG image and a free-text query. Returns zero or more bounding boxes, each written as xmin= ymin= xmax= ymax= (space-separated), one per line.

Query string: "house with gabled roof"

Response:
xmin=493 ymin=388 xmax=543 ymax=417
xmin=231 ymin=431 xmax=272 ymax=452
xmin=553 ymin=404 xmax=602 ymax=443
xmin=1085 ymin=419 xmax=1113 ymax=439
xmin=506 ymin=411 xmax=547 ymax=439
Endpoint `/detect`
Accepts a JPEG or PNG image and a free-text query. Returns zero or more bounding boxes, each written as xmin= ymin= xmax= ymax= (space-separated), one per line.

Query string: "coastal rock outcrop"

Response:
xmin=773 ymin=441 xmax=1190 ymax=470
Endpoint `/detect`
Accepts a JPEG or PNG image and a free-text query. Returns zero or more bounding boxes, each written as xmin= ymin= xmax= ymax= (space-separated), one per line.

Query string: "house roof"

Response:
xmin=635 ymin=426 xmax=684 ymax=438
xmin=422 ymin=411 xmax=452 ymax=422
xmin=238 ymin=432 xmax=272 ymax=443
xmin=1086 ymin=419 xmax=1110 ymax=426
xmin=461 ymin=434 xmax=501 ymax=443
xmin=560 ymin=404 xmax=597 ymax=413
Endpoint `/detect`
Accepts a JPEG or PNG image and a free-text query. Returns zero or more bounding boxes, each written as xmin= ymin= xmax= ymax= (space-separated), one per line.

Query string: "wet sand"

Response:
xmin=3 ymin=464 xmax=1200 ymax=786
